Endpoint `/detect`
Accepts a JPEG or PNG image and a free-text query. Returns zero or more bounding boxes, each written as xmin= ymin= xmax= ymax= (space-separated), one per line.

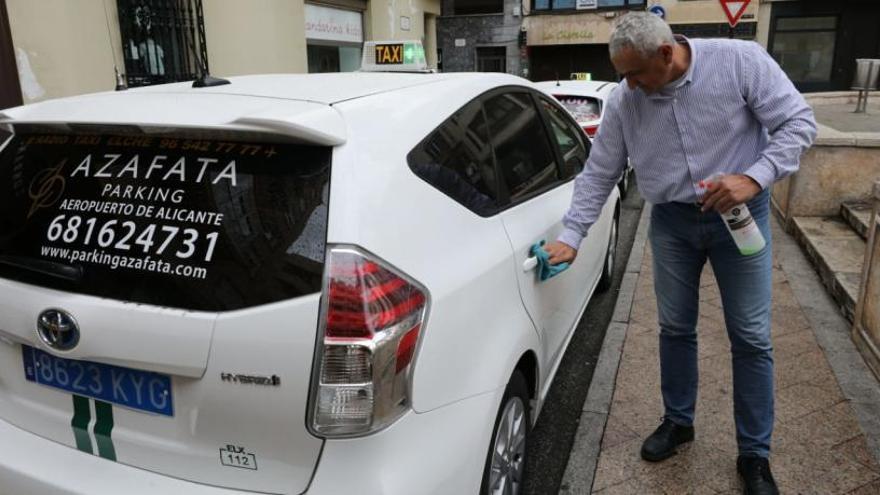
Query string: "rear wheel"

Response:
xmin=481 ymin=371 xmax=530 ymax=495
xmin=596 ymin=209 xmax=619 ymax=293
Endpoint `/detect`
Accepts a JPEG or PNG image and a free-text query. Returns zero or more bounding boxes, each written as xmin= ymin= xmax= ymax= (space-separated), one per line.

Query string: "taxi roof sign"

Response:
xmin=361 ymin=40 xmax=430 ymax=72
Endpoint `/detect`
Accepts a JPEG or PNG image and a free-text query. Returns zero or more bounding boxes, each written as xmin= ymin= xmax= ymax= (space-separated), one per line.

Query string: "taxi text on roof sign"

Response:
xmin=570 ymin=72 xmax=592 ymax=81
xmin=374 ymin=43 xmax=425 ymax=65
xmin=375 ymin=44 xmax=404 ymax=65
xmin=361 ymin=40 xmax=429 ymax=72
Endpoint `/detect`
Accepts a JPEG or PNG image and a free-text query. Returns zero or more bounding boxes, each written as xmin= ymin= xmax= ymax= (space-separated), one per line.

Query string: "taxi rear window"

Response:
xmin=0 ymin=134 xmax=331 ymax=312
xmin=553 ymin=95 xmax=601 ymax=123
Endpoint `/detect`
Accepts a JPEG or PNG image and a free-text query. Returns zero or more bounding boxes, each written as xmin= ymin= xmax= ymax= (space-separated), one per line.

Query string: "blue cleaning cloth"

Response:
xmin=531 ymin=241 xmax=570 ymax=281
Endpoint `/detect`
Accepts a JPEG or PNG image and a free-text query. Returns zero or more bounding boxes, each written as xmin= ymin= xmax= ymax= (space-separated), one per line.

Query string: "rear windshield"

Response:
xmin=553 ymin=95 xmax=601 ymax=123
xmin=0 ymin=133 xmax=331 ymax=312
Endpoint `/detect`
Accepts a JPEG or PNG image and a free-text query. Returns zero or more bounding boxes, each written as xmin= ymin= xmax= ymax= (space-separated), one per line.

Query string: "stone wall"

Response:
xmin=772 ymin=125 xmax=880 ymax=224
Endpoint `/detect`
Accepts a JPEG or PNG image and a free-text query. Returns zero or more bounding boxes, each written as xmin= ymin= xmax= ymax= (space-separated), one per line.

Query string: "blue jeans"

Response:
xmin=649 ymin=190 xmax=773 ymax=458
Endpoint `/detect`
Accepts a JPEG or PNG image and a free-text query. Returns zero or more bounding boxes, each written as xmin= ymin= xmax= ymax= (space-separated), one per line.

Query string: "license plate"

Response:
xmin=22 ymin=345 xmax=174 ymax=416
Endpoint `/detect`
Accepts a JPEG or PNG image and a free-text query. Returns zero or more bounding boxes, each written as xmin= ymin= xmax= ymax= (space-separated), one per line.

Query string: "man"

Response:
xmin=543 ymin=12 xmax=816 ymax=495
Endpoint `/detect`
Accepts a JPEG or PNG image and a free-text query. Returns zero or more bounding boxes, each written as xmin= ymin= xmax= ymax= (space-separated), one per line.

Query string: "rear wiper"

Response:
xmin=0 ymin=255 xmax=83 ymax=282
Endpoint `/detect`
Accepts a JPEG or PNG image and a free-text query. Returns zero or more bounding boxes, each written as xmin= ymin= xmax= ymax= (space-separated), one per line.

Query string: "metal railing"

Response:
xmin=117 ymin=0 xmax=208 ymax=88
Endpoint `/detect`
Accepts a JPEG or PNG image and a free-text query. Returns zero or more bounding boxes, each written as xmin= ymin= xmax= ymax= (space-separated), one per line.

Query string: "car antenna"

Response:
xmin=186 ymin=28 xmax=229 ymax=88
xmin=101 ymin=0 xmax=127 ymax=91
xmin=555 ymin=72 xmax=560 ymax=87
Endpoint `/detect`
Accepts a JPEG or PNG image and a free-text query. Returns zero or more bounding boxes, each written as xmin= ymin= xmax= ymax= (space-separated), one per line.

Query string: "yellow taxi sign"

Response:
xmin=361 ymin=40 xmax=429 ymax=72
xmin=375 ymin=43 xmax=404 ymax=65
xmin=570 ymin=72 xmax=592 ymax=81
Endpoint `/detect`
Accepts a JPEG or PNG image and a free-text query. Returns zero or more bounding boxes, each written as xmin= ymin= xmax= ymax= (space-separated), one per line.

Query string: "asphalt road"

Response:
xmin=522 ymin=182 xmax=645 ymax=495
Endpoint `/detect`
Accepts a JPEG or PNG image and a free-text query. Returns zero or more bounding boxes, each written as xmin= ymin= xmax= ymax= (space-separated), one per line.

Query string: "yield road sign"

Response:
xmin=719 ymin=0 xmax=750 ymax=27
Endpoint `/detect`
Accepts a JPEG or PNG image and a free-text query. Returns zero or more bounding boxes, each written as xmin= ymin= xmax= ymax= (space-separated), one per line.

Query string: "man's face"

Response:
xmin=612 ymin=44 xmax=674 ymax=94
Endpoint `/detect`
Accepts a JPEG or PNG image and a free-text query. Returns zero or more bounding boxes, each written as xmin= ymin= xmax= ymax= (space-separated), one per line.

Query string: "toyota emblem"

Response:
xmin=36 ymin=309 xmax=80 ymax=351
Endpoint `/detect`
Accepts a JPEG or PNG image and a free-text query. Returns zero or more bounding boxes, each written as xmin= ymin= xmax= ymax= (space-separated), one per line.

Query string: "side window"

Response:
xmin=408 ymin=100 xmax=500 ymax=216
xmin=539 ymin=97 xmax=588 ymax=178
xmin=483 ymin=92 xmax=559 ymax=203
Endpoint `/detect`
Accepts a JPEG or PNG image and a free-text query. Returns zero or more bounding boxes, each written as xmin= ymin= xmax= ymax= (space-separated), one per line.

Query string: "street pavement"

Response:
xmin=561 ymin=207 xmax=880 ymax=494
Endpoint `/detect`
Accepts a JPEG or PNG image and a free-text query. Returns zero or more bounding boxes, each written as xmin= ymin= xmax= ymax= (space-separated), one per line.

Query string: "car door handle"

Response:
xmin=523 ymin=256 xmax=538 ymax=272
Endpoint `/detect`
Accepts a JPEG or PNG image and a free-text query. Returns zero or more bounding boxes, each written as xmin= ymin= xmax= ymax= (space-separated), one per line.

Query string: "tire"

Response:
xmin=596 ymin=209 xmax=619 ymax=293
xmin=480 ymin=371 xmax=531 ymax=495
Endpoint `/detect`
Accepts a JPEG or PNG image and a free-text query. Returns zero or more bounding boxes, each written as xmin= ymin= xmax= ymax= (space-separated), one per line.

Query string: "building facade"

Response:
xmin=436 ymin=0 xmax=525 ymax=76
xmin=756 ymin=0 xmax=880 ymax=92
xmin=0 ymin=0 xmax=440 ymax=109
xmin=523 ymin=0 xmax=758 ymax=83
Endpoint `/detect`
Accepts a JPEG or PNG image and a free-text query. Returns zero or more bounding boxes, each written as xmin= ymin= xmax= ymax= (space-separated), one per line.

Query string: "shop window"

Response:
xmin=304 ymin=4 xmax=363 ymax=73
xmin=307 ymin=44 xmax=362 ymax=73
xmin=770 ymin=16 xmax=837 ymax=85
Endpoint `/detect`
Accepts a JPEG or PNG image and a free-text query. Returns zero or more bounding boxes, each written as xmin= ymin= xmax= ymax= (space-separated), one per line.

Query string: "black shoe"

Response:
xmin=640 ymin=418 xmax=695 ymax=462
xmin=737 ymin=455 xmax=779 ymax=495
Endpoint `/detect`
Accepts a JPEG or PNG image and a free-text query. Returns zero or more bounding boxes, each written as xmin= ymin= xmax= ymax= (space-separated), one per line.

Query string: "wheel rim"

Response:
xmin=605 ymin=221 xmax=617 ymax=279
xmin=488 ymin=397 xmax=527 ymax=495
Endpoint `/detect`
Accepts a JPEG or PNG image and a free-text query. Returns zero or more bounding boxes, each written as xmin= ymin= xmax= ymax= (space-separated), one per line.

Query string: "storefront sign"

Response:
xmin=305 ymin=4 xmax=363 ymax=43
xmin=576 ymin=0 xmax=598 ymax=9
xmin=524 ymin=15 xmax=612 ymax=46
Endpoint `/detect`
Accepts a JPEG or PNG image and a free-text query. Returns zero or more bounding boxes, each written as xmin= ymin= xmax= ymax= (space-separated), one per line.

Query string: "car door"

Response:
xmin=535 ymin=93 xmax=614 ymax=292
xmin=488 ymin=89 xmax=607 ymax=377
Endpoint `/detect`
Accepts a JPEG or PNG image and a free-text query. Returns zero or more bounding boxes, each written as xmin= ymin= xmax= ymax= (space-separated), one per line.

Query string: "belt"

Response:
xmin=668 ymin=201 xmax=704 ymax=209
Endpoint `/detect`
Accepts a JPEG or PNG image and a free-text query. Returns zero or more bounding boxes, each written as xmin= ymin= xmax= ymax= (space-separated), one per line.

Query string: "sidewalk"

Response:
xmin=561 ymin=208 xmax=880 ymax=494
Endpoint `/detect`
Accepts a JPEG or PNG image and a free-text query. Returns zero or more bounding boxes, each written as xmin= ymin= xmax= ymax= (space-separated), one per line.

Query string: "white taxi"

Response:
xmin=0 ymin=42 xmax=619 ymax=495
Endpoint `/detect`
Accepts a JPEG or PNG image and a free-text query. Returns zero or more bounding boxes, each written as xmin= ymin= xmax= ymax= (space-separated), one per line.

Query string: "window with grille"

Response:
xmin=117 ymin=0 xmax=209 ymax=88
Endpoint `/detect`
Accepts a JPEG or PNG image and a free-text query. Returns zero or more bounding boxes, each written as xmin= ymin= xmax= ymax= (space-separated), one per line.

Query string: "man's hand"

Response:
xmin=701 ymin=174 xmax=762 ymax=213
xmin=543 ymin=241 xmax=578 ymax=265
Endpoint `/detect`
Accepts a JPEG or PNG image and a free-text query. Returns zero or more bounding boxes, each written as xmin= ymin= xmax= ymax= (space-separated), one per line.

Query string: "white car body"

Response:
xmin=0 ymin=71 xmax=619 ymax=494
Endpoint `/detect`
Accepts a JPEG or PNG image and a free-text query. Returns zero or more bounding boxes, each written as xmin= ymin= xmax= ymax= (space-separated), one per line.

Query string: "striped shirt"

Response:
xmin=557 ymin=37 xmax=817 ymax=250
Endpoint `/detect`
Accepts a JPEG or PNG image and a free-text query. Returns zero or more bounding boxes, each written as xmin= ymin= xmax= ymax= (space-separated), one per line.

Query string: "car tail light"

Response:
xmin=583 ymin=124 xmax=599 ymax=138
xmin=310 ymin=246 xmax=428 ymax=437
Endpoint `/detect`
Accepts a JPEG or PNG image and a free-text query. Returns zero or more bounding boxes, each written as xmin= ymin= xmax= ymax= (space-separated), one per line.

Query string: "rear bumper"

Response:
xmin=0 ymin=387 xmax=503 ymax=495
xmin=0 ymin=417 xmax=251 ymax=495
xmin=308 ymin=387 xmax=503 ymax=494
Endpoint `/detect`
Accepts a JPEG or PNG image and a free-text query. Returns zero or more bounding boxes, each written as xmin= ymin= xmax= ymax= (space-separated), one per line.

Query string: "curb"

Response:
xmin=559 ymin=204 xmax=651 ymax=494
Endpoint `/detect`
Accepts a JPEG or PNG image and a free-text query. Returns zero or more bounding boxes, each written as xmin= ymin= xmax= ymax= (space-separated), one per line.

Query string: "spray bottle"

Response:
xmin=699 ymin=173 xmax=766 ymax=256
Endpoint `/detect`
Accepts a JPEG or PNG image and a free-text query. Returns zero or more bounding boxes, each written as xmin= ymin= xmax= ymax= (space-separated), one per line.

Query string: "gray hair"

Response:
xmin=609 ymin=12 xmax=676 ymax=58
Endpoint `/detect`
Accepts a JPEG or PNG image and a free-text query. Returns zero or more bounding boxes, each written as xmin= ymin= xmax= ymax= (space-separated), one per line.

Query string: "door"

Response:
xmin=0 ymin=0 xmax=22 ymax=110
xmin=476 ymin=46 xmax=506 ymax=73
xmin=488 ymin=90 xmax=609 ymax=373
xmin=769 ymin=15 xmax=838 ymax=92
